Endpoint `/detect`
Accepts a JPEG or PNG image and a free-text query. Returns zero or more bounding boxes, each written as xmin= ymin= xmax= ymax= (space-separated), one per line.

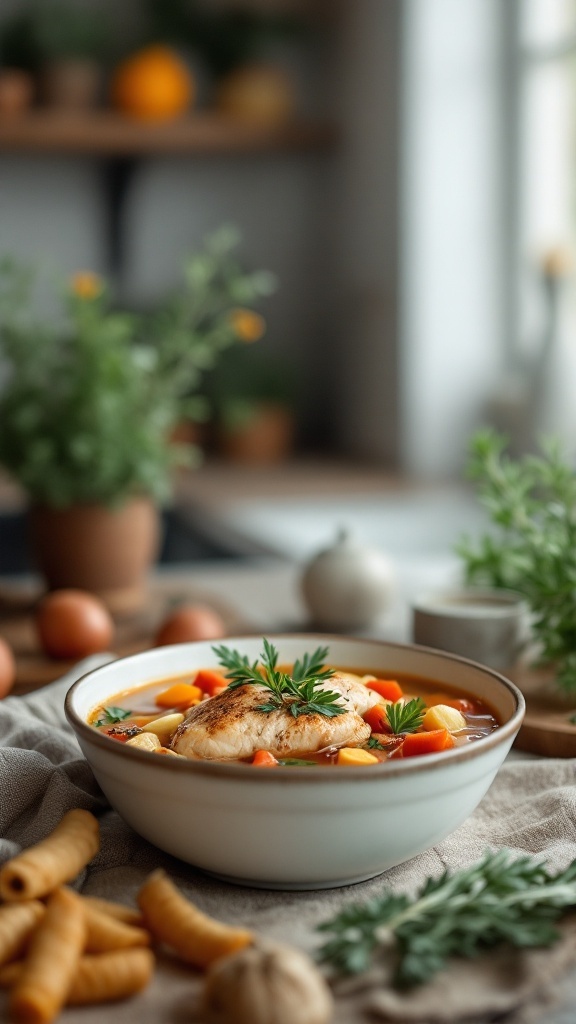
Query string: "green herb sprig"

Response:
xmin=385 ymin=697 xmax=426 ymax=735
xmin=318 ymin=849 xmax=576 ymax=988
xmin=457 ymin=429 xmax=576 ymax=692
xmin=94 ymin=706 xmax=131 ymax=728
xmin=212 ymin=639 xmax=346 ymax=719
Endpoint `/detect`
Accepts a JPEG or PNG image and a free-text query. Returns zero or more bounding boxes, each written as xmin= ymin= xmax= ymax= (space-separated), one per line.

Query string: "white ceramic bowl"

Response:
xmin=65 ymin=635 xmax=524 ymax=890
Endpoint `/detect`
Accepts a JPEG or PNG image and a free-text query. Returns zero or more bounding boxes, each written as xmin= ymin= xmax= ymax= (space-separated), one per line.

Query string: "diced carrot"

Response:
xmin=194 ymin=669 xmax=230 ymax=697
xmin=155 ymin=683 xmax=203 ymax=708
xmin=366 ymin=679 xmax=403 ymax=702
xmin=401 ymin=729 xmax=455 ymax=757
xmin=363 ymin=704 xmax=392 ymax=734
xmin=252 ymin=750 xmax=279 ymax=767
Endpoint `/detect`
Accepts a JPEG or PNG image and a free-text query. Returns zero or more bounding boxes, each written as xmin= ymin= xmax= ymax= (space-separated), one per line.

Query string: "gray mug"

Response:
xmin=411 ymin=587 xmax=530 ymax=670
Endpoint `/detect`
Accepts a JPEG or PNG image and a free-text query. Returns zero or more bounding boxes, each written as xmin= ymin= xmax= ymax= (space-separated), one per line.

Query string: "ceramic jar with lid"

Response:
xmin=301 ymin=529 xmax=394 ymax=631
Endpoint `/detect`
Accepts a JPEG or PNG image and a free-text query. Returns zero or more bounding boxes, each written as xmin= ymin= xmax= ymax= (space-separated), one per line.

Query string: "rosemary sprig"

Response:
xmin=385 ymin=697 xmax=426 ymax=734
xmin=212 ymin=639 xmax=346 ymax=719
xmin=318 ymin=849 xmax=576 ymax=988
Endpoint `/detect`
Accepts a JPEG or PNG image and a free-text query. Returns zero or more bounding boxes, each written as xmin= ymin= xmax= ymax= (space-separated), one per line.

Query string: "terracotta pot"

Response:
xmin=217 ymin=402 xmax=294 ymax=464
xmin=0 ymin=69 xmax=34 ymax=116
xmin=41 ymin=59 xmax=102 ymax=109
xmin=28 ymin=498 xmax=162 ymax=615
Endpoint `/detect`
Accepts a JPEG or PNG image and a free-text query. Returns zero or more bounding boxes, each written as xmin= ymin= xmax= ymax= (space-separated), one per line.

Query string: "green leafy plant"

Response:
xmin=213 ymin=638 xmax=346 ymax=719
xmin=318 ymin=848 xmax=576 ymax=988
xmin=206 ymin=345 xmax=296 ymax=432
xmin=457 ymin=428 xmax=576 ymax=692
xmin=0 ymin=228 xmax=276 ymax=509
xmin=146 ymin=0 xmax=307 ymax=78
xmin=0 ymin=2 xmax=110 ymax=68
xmin=33 ymin=1 xmax=111 ymax=62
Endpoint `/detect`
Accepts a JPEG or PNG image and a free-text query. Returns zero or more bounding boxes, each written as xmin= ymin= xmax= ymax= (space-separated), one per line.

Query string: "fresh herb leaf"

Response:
xmin=570 ymin=713 xmax=576 ymax=725
xmin=291 ymin=646 xmax=335 ymax=684
xmin=366 ymin=736 xmax=387 ymax=750
xmin=457 ymin=429 xmax=576 ymax=692
xmin=386 ymin=698 xmax=426 ymax=735
xmin=95 ymin=706 xmax=132 ymax=727
xmin=317 ymin=849 xmax=576 ymax=988
xmin=212 ymin=640 xmax=345 ymax=719
xmin=277 ymin=758 xmax=318 ymax=767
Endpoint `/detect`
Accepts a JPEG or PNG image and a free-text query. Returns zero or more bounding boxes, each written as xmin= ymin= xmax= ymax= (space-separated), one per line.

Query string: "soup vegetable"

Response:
xmin=89 ymin=640 xmax=499 ymax=766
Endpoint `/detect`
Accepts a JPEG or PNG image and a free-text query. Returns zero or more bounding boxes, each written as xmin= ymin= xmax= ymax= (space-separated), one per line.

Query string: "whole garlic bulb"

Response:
xmin=202 ymin=940 xmax=333 ymax=1024
xmin=301 ymin=528 xmax=394 ymax=631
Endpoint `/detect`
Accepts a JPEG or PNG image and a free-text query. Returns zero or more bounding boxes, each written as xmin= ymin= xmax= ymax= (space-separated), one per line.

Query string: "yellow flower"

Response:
xmin=70 ymin=271 xmax=104 ymax=300
xmin=228 ymin=308 xmax=266 ymax=343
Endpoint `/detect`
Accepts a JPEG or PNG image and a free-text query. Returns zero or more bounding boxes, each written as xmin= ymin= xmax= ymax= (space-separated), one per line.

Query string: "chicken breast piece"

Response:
xmin=171 ymin=673 xmax=379 ymax=762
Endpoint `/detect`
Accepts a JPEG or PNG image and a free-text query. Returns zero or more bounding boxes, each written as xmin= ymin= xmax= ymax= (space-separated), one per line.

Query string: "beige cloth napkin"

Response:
xmin=1 ymin=659 xmax=576 ymax=1024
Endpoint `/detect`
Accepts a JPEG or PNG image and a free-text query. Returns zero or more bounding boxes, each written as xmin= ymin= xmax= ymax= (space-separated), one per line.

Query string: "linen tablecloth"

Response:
xmin=1 ymin=657 xmax=576 ymax=1024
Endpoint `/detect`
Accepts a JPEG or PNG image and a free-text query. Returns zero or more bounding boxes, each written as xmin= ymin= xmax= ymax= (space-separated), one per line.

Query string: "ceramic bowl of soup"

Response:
xmin=65 ymin=635 xmax=524 ymax=890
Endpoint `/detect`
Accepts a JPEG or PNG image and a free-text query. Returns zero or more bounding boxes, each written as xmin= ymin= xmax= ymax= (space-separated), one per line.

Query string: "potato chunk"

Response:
xmin=337 ymin=747 xmax=379 ymax=766
xmin=422 ymin=704 xmax=466 ymax=733
xmin=126 ymin=732 xmax=161 ymax=753
xmin=142 ymin=713 xmax=185 ymax=746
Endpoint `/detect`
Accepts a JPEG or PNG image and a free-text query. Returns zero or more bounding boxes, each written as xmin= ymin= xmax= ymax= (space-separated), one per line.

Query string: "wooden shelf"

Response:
xmin=0 ymin=111 xmax=337 ymax=157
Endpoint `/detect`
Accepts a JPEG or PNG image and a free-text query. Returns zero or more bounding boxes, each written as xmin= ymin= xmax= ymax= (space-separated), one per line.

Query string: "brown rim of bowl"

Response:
xmin=64 ymin=634 xmax=526 ymax=784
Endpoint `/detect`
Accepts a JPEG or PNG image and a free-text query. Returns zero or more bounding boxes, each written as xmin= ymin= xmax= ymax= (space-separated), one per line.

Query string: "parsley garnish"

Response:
xmin=318 ymin=849 xmax=576 ymax=988
xmin=212 ymin=639 xmax=346 ymax=719
xmin=94 ymin=706 xmax=132 ymax=728
xmin=366 ymin=736 xmax=387 ymax=750
xmin=385 ymin=697 xmax=426 ymax=735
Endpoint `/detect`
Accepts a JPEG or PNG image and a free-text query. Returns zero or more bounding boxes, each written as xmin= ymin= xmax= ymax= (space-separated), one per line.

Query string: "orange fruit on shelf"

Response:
xmin=111 ymin=45 xmax=195 ymax=121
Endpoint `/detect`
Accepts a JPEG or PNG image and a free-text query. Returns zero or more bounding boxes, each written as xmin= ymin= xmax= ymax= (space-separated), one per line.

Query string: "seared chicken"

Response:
xmin=171 ymin=673 xmax=380 ymax=762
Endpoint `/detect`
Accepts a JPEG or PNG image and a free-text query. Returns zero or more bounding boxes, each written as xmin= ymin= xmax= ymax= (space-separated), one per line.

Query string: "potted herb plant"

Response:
xmin=457 ymin=429 xmax=576 ymax=756
xmin=32 ymin=0 xmax=112 ymax=109
xmin=0 ymin=228 xmax=276 ymax=609
xmin=206 ymin=344 xmax=296 ymax=464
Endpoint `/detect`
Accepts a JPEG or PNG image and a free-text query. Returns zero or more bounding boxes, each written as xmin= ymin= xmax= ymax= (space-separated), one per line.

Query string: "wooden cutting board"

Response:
xmin=508 ymin=661 xmax=576 ymax=758
xmin=0 ymin=579 xmax=248 ymax=696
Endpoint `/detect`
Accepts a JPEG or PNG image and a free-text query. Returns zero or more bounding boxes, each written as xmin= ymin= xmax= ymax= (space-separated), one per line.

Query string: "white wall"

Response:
xmin=399 ymin=0 xmax=504 ymax=477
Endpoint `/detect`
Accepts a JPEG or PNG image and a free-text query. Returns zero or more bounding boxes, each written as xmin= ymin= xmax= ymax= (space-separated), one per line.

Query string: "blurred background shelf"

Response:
xmin=0 ymin=111 xmax=338 ymax=156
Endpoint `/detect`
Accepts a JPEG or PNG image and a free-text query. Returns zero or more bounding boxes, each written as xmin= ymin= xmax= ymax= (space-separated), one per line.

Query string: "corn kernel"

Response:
xmin=422 ymin=704 xmax=467 ymax=733
xmin=337 ymin=747 xmax=379 ymax=766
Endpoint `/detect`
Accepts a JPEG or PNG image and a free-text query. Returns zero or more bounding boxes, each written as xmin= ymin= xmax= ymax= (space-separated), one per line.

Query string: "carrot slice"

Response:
xmin=363 ymin=705 xmax=392 ymax=734
xmin=155 ymin=684 xmax=202 ymax=708
xmin=252 ymin=750 xmax=279 ymax=767
xmin=193 ymin=670 xmax=229 ymax=697
xmin=367 ymin=679 xmax=403 ymax=702
xmin=401 ymin=729 xmax=454 ymax=757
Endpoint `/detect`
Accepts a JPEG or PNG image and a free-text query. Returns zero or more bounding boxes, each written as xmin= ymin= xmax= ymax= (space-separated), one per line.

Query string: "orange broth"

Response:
xmin=89 ymin=664 xmax=500 ymax=766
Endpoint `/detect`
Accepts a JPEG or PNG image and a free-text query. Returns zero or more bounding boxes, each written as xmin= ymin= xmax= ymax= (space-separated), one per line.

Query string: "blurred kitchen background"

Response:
xmin=1 ymin=0 xmax=575 ymax=584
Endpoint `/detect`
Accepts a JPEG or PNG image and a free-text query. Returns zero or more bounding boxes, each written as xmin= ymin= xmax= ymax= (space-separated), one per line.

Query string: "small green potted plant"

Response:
xmin=206 ymin=344 xmax=296 ymax=464
xmin=0 ymin=227 xmax=276 ymax=608
xmin=31 ymin=0 xmax=112 ymax=108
